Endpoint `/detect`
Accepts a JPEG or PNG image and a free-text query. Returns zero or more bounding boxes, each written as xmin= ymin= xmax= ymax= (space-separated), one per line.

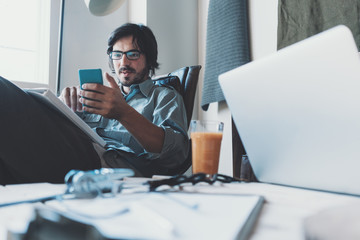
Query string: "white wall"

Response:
xmin=249 ymin=0 xmax=278 ymax=59
xmin=147 ymin=0 xmax=198 ymax=75
xmin=129 ymin=0 xmax=198 ymax=76
xmin=58 ymin=0 xmax=128 ymax=92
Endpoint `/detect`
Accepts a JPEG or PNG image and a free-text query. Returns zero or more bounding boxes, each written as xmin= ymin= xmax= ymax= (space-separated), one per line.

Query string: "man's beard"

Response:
xmin=117 ymin=66 xmax=149 ymax=87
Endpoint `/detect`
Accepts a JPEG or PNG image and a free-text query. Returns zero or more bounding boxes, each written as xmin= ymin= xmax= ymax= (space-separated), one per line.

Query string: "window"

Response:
xmin=0 ymin=0 xmax=61 ymax=90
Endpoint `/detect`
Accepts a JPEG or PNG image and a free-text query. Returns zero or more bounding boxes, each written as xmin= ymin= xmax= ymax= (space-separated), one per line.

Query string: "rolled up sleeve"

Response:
xmin=145 ymin=88 xmax=189 ymax=168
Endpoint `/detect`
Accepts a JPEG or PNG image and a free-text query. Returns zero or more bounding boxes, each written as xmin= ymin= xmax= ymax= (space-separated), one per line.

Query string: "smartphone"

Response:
xmin=79 ymin=68 xmax=103 ymax=89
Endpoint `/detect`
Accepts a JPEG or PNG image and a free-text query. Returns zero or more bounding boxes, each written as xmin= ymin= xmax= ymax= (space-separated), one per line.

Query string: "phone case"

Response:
xmin=79 ymin=68 xmax=103 ymax=89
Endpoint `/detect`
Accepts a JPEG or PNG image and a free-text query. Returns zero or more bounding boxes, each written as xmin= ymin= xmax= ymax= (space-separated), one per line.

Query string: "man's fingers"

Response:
xmin=105 ymin=72 xmax=119 ymax=89
xmin=59 ymin=86 xmax=83 ymax=112
xmin=70 ymin=87 xmax=78 ymax=112
xmin=60 ymin=87 xmax=71 ymax=108
xmin=76 ymin=86 xmax=83 ymax=111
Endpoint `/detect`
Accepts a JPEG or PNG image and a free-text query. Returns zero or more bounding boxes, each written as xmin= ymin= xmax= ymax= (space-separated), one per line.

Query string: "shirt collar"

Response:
xmin=121 ymin=78 xmax=153 ymax=98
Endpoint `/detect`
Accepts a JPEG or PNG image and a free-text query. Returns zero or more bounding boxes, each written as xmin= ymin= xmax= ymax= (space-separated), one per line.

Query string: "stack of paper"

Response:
xmin=44 ymin=192 xmax=264 ymax=239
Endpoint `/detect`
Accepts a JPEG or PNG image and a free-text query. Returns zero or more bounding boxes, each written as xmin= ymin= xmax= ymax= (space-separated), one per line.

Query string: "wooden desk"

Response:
xmin=1 ymin=182 xmax=359 ymax=240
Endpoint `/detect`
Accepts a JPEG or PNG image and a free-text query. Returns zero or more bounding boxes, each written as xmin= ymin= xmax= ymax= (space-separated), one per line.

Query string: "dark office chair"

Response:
xmin=153 ymin=65 xmax=202 ymax=175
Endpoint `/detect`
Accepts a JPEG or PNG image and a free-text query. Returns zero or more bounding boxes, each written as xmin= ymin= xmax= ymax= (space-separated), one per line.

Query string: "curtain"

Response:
xmin=201 ymin=0 xmax=250 ymax=111
xmin=278 ymin=0 xmax=360 ymax=50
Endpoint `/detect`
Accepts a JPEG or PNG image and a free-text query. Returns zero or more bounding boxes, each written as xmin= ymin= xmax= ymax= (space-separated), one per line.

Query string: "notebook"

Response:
xmin=43 ymin=192 xmax=264 ymax=240
xmin=219 ymin=25 xmax=360 ymax=196
xmin=26 ymin=88 xmax=106 ymax=147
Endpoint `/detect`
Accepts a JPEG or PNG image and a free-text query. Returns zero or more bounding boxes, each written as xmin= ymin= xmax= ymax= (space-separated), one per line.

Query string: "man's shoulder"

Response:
xmin=152 ymin=75 xmax=183 ymax=95
xmin=149 ymin=76 xmax=185 ymax=106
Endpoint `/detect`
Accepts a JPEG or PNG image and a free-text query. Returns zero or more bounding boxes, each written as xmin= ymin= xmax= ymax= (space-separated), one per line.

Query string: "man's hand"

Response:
xmin=79 ymin=72 xmax=128 ymax=119
xmin=60 ymin=72 xmax=165 ymax=153
xmin=59 ymin=86 xmax=82 ymax=112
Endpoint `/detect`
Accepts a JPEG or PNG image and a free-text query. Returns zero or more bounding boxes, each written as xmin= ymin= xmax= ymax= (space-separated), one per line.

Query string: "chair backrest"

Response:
xmin=153 ymin=65 xmax=202 ymax=127
xmin=168 ymin=65 xmax=201 ymax=127
xmin=153 ymin=65 xmax=202 ymax=175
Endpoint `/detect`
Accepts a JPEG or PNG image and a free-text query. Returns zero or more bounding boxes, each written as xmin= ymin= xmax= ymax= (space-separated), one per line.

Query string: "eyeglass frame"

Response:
xmin=109 ymin=49 xmax=142 ymax=61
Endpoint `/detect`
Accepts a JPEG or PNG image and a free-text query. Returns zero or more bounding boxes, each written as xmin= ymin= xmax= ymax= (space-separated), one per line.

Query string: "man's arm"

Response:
xmin=114 ymin=105 xmax=165 ymax=153
xmin=78 ymin=73 xmax=165 ymax=153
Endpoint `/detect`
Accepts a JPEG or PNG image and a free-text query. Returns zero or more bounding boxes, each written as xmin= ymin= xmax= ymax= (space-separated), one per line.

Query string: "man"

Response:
xmin=0 ymin=23 xmax=189 ymax=184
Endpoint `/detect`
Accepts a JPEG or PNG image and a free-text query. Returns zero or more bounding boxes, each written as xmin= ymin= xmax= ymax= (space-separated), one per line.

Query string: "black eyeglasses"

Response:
xmin=109 ymin=50 xmax=142 ymax=60
xmin=147 ymin=173 xmax=241 ymax=191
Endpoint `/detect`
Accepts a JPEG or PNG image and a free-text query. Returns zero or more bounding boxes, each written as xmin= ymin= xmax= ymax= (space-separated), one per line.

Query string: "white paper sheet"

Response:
xmin=45 ymin=192 xmax=264 ymax=240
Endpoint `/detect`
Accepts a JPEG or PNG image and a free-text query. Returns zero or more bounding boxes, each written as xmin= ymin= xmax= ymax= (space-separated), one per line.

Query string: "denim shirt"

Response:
xmin=77 ymin=79 xmax=189 ymax=169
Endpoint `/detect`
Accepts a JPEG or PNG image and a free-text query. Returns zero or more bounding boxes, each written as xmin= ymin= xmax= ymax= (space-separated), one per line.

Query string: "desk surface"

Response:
xmin=1 ymin=181 xmax=360 ymax=240
xmin=186 ymin=182 xmax=360 ymax=240
xmin=160 ymin=182 xmax=360 ymax=240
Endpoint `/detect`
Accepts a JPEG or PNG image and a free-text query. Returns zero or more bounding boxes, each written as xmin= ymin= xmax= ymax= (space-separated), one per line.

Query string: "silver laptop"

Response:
xmin=219 ymin=25 xmax=360 ymax=196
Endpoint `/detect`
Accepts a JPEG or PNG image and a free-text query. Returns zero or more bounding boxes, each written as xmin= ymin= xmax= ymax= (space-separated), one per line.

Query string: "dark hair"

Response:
xmin=107 ymin=23 xmax=159 ymax=77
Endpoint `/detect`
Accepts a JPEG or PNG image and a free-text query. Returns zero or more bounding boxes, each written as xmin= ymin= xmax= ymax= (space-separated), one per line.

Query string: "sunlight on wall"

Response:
xmin=0 ymin=0 xmax=50 ymax=84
